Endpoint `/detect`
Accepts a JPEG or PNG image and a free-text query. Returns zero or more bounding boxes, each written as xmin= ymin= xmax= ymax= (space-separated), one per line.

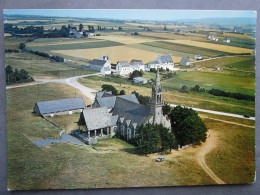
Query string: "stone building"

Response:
xmin=77 ymin=69 xmax=171 ymax=144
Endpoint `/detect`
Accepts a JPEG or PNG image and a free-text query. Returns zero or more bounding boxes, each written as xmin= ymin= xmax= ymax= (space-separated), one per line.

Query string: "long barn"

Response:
xmin=33 ymin=97 xmax=86 ymax=117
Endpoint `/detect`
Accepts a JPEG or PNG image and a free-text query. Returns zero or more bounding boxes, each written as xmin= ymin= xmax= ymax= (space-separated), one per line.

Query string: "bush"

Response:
xmin=101 ymin=84 xmax=118 ymax=95
xmin=208 ymin=88 xmax=255 ymax=101
xmin=132 ymin=91 xmax=149 ymax=105
xmin=179 ymin=85 xmax=189 ymax=93
xmin=129 ymin=70 xmax=143 ymax=80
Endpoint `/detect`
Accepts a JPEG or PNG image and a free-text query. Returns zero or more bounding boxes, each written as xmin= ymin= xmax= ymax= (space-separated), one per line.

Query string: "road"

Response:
xmin=34 ymin=73 xmax=100 ymax=101
xmin=170 ymin=104 xmax=255 ymax=120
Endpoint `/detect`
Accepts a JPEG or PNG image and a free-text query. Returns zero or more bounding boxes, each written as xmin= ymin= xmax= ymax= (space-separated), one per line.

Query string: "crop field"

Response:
xmin=167 ymin=40 xmax=253 ymax=54
xmin=27 ymin=38 xmax=103 ymax=46
xmin=26 ymin=40 xmax=124 ymax=52
xmin=142 ymin=41 xmax=231 ymax=57
xmin=91 ymin=34 xmax=156 ymax=44
xmin=223 ymin=32 xmax=255 ymax=39
xmin=53 ymin=45 xmax=178 ymax=64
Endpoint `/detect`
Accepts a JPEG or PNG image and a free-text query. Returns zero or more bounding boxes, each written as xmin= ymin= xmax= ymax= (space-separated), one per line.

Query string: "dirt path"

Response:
xmin=196 ymin=130 xmax=225 ymax=184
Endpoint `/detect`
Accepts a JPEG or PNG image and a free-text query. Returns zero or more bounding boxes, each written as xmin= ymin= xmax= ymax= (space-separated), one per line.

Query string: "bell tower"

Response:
xmin=149 ymin=69 xmax=164 ymax=124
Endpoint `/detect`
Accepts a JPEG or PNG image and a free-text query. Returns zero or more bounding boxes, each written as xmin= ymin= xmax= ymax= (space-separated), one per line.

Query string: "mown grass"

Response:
xmin=7 ymin=82 xmax=91 ymax=190
xmin=26 ymin=40 xmax=124 ymax=52
xmin=204 ymin=119 xmax=255 ymax=184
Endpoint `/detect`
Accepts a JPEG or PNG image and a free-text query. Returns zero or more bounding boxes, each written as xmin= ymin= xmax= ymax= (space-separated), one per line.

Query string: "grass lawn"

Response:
xmin=204 ymin=118 xmax=255 ymax=184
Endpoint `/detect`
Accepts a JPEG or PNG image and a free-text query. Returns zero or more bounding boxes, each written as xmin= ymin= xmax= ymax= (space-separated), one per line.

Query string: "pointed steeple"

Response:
xmin=155 ymin=68 xmax=161 ymax=87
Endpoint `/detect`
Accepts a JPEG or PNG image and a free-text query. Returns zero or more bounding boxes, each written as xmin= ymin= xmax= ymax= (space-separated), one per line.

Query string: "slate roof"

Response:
xmin=111 ymin=97 xmax=152 ymax=125
xmin=158 ymin=55 xmax=173 ymax=63
xmin=130 ymin=59 xmax=144 ymax=65
xmin=148 ymin=61 xmax=159 ymax=65
xmin=118 ymin=61 xmax=130 ymax=67
xmin=103 ymin=66 xmax=111 ymax=71
xmin=35 ymin=97 xmax=86 ymax=114
xmin=95 ymin=91 xmax=113 ymax=99
xmin=95 ymin=94 xmax=139 ymax=109
xmin=82 ymin=107 xmax=113 ymax=130
xmin=133 ymin=77 xmax=147 ymax=82
xmin=90 ymin=59 xmax=107 ymax=66
xmin=111 ymin=115 xmax=119 ymax=126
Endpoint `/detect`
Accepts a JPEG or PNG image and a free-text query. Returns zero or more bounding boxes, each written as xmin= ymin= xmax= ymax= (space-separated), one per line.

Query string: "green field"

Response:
xmin=26 ymin=40 xmax=124 ymax=52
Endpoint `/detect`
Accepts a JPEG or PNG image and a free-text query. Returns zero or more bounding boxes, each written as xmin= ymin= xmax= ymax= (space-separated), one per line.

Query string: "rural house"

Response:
xmin=130 ymin=59 xmax=146 ymax=71
xmin=77 ymin=70 xmax=171 ymax=144
xmin=156 ymin=55 xmax=175 ymax=70
xmin=181 ymin=57 xmax=191 ymax=66
xmin=223 ymin=38 xmax=231 ymax=43
xmin=89 ymin=59 xmax=111 ymax=75
xmin=208 ymin=35 xmax=218 ymax=41
xmin=33 ymin=97 xmax=86 ymax=117
xmin=194 ymin=54 xmax=203 ymax=60
xmin=69 ymin=28 xmax=83 ymax=38
xmin=116 ymin=61 xmax=133 ymax=75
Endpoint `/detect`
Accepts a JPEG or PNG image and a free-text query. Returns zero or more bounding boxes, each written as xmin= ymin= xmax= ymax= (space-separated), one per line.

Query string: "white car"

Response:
xmin=156 ymin=157 xmax=165 ymax=162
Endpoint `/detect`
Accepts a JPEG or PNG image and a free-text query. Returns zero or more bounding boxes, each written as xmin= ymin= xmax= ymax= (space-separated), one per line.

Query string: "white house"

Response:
xmin=116 ymin=61 xmax=133 ymax=76
xmin=69 ymin=28 xmax=82 ymax=38
xmin=208 ymin=35 xmax=218 ymax=41
xmin=130 ymin=59 xmax=145 ymax=72
xmin=181 ymin=57 xmax=191 ymax=66
xmin=156 ymin=55 xmax=174 ymax=71
xmin=100 ymin=56 xmax=111 ymax=64
xmin=90 ymin=59 xmax=111 ymax=75
xmin=223 ymin=38 xmax=230 ymax=43
xmin=86 ymin=33 xmax=96 ymax=37
xmin=194 ymin=54 xmax=203 ymax=60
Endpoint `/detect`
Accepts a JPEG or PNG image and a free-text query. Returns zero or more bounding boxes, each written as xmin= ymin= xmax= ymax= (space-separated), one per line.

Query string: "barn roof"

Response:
xmin=157 ymin=55 xmax=173 ymax=63
xmin=35 ymin=97 xmax=86 ymax=114
xmin=82 ymin=107 xmax=113 ymax=130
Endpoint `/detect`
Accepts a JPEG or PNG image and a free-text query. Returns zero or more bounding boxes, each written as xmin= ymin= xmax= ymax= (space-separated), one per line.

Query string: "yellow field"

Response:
xmin=223 ymin=32 xmax=255 ymax=40
xmin=4 ymin=20 xmax=50 ymax=24
xmin=27 ymin=39 xmax=103 ymax=47
xmin=140 ymin=32 xmax=208 ymax=41
xmin=92 ymin=35 xmax=156 ymax=44
xmin=167 ymin=40 xmax=253 ymax=54
xmin=4 ymin=33 xmax=12 ymax=37
xmin=52 ymin=45 xmax=182 ymax=64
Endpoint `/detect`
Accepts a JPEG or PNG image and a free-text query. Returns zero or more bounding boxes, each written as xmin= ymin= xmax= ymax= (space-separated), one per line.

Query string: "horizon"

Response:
xmin=4 ymin=9 xmax=256 ymax=21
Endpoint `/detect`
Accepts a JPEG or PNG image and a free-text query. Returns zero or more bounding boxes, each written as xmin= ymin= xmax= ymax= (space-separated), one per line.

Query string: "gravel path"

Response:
xmin=32 ymin=133 xmax=86 ymax=147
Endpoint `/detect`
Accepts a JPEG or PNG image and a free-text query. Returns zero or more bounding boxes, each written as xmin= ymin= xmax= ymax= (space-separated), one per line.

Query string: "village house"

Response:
xmin=194 ymin=54 xmax=203 ymax=60
xmin=116 ymin=61 xmax=133 ymax=76
xmin=89 ymin=59 xmax=111 ymax=75
xmin=86 ymin=32 xmax=96 ymax=37
xmin=77 ymin=70 xmax=171 ymax=144
xmin=69 ymin=28 xmax=83 ymax=38
xmin=181 ymin=57 xmax=191 ymax=66
xmin=223 ymin=38 xmax=231 ymax=43
xmin=156 ymin=55 xmax=175 ymax=70
xmin=130 ymin=59 xmax=146 ymax=72
xmin=208 ymin=35 xmax=218 ymax=41
xmin=33 ymin=97 xmax=86 ymax=117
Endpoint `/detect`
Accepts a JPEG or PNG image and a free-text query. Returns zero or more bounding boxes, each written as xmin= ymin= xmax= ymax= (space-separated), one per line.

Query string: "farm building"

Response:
xmin=156 ymin=55 xmax=174 ymax=70
xmin=133 ymin=77 xmax=148 ymax=84
xmin=194 ymin=54 xmax=203 ymax=60
xmin=223 ymin=38 xmax=231 ymax=43
xmin=181 ymin=57 xmax=191 ymax=66
xmin=89 ymin=59 xmax=111 ymax=75
xmin=130 ymin=59 xmax=146 ymax=71
xmin=69 ymin=28 xmax=83 ymax=38
xmin=116 ymin=61 xmax=133 ymax=76
xmin=77 ymin=70 xmax=171 ymax=144
xmin=33 ymin=97 xmax=86 ymax=117
xmin=86 ymin=33 xmax=96 ymax=37
xmin=100 ymin=55 xmax=111 ymax=63
xmin=208 ymin=35 xmax=218 ymax=41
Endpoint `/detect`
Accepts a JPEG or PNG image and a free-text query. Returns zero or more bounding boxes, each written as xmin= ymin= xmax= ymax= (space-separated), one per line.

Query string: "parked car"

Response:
xmin=243 ymin=115 xmax=250 ymax=118
xmin=156 ymin=157 xmax=165 ymax=162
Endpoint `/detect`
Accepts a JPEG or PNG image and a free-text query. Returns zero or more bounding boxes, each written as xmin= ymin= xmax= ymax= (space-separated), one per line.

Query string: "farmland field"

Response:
xmin=27 ymin=38 xmax=103 ymax=46
xmin=167 ymin=40 xmax=253 ymax=54
xmin=26 ymin=40 xmax=124 ymax=52
xmin=52 ymin=45 xmax=180 ymax=64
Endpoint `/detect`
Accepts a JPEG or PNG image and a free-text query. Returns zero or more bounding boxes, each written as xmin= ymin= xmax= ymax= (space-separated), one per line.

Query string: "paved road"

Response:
xmin=34 ymin=73 xmax=100 ymax=101
xmin=170 ymin=104 xmax=255 ymax=120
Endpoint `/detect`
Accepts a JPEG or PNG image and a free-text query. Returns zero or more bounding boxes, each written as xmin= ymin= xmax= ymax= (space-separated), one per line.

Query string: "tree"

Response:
xmin=118 ymin=26 xmax=123 ymax=31
xmin=162 ymin=103 xmax=171 ymax=116
xmin=158 ymin=124 xmax=177 ymax=152
xmin=164 ymin=25 xmax=167 ymax=31
xmin=132 ymin=91 xmax=149 ymax=105
xmin=20 ymin=43 xmax=26 ymax=50
xmin=135 ymin=123 xmax=160 ymax=155
xmin=101 ymin=84 xmax=118 ymax=95
xmin=169 ymin=106 xmax=208 ymax=146
xmin=191 ymin=85 xmax=200 ymax=92
xmin=79 ymin=23 xmax=84 ymax=31
xmin=119 ymin=90 xmax=126 ymax=95
xmin=129 ymin=70 xmax=143 ymax=80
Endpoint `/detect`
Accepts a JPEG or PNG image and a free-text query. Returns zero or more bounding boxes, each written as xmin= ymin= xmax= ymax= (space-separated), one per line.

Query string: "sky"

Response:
xmin=4 ymin=9 xmax=256 ymax=21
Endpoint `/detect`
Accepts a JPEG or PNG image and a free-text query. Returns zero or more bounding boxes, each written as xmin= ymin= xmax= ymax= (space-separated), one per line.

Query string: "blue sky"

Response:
xmin=4 ymin=9 xmax=256 ymax=20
